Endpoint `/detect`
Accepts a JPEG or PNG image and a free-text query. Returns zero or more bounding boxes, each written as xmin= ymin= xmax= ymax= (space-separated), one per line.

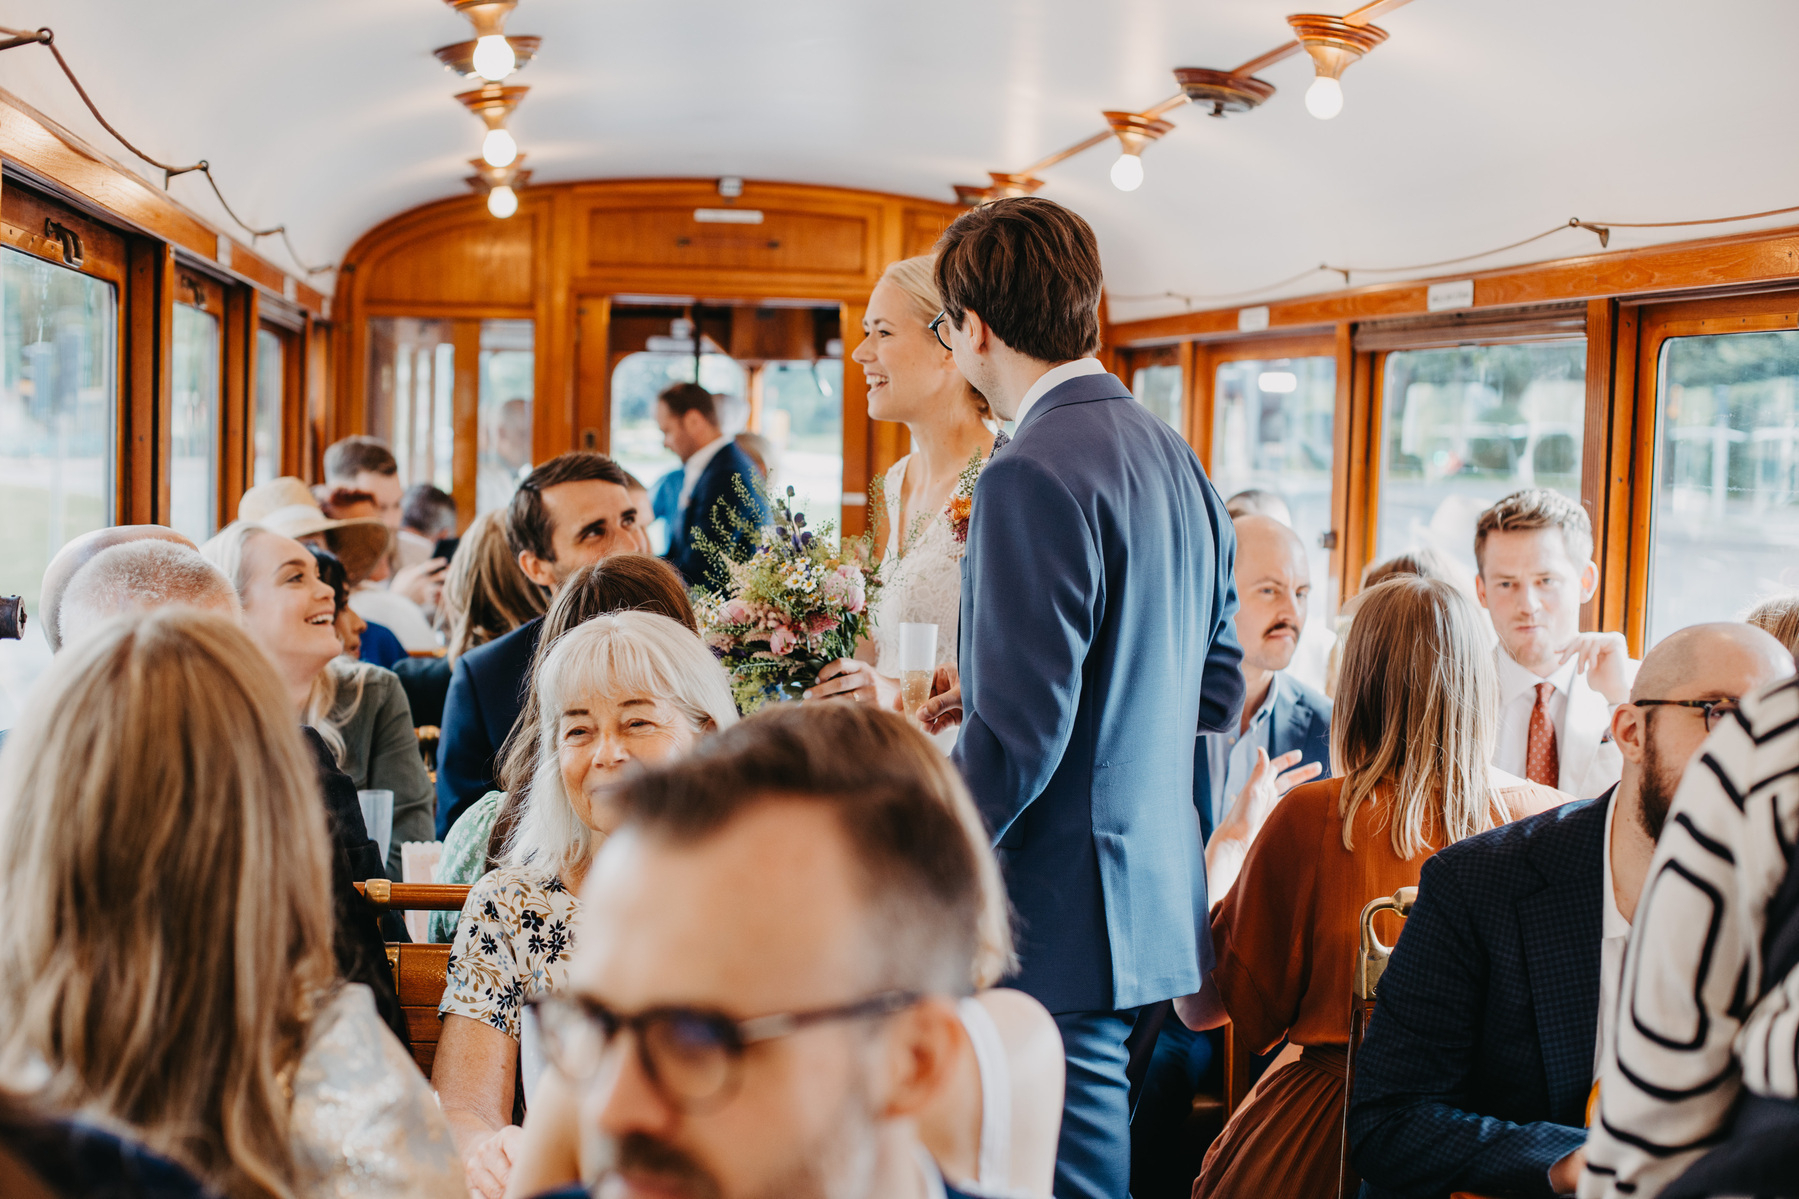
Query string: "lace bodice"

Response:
xmin=869 ymin=455 xmax=965 ymax=678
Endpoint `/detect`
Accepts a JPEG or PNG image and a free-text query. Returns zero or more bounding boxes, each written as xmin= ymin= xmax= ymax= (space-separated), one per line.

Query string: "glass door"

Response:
xmin=170 ymin=274 xmax=225 ymax=544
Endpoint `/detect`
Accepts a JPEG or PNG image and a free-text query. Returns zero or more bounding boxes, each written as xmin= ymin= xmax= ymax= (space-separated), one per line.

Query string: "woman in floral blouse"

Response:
xmin=432 ymin=611 xmax=738 ymax=1199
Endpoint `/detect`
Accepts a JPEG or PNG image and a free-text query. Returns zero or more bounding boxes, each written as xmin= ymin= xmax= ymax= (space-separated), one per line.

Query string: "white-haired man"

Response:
xmin=58 ymin=540 xmax=240 ymax=649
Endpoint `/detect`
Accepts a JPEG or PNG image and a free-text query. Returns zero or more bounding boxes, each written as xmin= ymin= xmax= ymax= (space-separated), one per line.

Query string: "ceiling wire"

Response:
xmin=0 ymin=25 xmax=334 ymax=277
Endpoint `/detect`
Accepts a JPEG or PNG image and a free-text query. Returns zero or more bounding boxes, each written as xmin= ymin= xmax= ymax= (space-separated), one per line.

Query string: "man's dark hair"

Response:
xmin=402 ymin=483 xmax=458 ymax=538
xmin=613 ymin=703 xmax=993 ymax=995
xmin=934 ymin=196 xmax=1103 ymax=364
xmin=656 ymin=382 xmax=718 ymax=427
xmin=323 ymin=436 xmax=398 ymax=482
xmin=506 ymin=452 xmax=631 ymax=563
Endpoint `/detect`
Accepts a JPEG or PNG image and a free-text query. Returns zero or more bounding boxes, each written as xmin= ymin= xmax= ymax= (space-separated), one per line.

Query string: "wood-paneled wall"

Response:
xmin=334 ymin=179 xmax=965 ymax=535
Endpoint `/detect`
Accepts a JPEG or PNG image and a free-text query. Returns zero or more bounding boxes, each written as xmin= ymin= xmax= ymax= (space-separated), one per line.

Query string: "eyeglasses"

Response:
xmin=529 ymin=989 xmax=919 ymax=1111
xmin=1632 ymin=697 xmax=1741 ymax=732
xmin=928 ymin=309 xmax=955 ymax=352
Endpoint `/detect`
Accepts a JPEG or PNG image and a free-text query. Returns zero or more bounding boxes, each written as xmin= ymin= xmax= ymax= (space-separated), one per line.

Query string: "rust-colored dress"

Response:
xmin=1191 ymin=775 xmax=1565 ymax=1199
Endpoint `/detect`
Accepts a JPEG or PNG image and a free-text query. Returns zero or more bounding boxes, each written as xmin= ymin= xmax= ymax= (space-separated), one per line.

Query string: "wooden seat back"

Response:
xmin=359 ymin=880 xmax=472 ymax=1079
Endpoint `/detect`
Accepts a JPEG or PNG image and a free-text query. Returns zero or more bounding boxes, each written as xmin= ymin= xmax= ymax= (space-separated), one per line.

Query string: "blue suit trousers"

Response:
xmin=1054 ymin=1009 xmax=1139 ymax=1199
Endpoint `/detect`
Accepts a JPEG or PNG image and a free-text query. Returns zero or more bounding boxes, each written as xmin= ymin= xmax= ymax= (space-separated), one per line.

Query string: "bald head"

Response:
xmin=1631 ymin=622 xmax=1793 ymax=705
xmin=40 ymin=526 xmax=195 ymax=652
xmin=1232 ymin=514 xmax=1312 ymax=674
xmin=58 ymin=541 xmax=239 ymax=652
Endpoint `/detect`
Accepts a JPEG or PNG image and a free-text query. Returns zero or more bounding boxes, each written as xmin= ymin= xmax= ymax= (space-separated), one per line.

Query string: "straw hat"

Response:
xmin=237 ymin=477 xmax=392 ymax=582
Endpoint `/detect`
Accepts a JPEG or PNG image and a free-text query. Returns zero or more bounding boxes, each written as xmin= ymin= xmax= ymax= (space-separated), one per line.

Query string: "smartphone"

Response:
xmin=431 ymin=537 xmax=460 ymax=564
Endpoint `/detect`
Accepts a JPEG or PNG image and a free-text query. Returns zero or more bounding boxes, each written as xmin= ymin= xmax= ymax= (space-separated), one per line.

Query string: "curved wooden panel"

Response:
xmin=586 ymin=205 xmax=867 ymax=275
xmin=361 ymin=213 xmax=535 ymax=307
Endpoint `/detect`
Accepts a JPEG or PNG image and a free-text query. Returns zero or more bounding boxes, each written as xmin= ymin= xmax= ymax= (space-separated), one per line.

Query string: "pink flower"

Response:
xmin=719 ymin=599 xmax=752 ymax=624
xmin=831 ymin=564 xmax=866 ymax=613
xmin=768 ymin=625 xmax=798 ymax=655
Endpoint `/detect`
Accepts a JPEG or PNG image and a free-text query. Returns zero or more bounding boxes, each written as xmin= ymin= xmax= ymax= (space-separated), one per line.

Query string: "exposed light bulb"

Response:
xmin=482 ymin=127 xmax=518 ymax=168
xmin=471 ymin=34 xmax=516 ymax=81
xmin=487 ymin=185 xmax=519 ymax=219
xmin=1305 ymin=75 xmax=1344 ymax=120
xmin=1109 ymin=152 xmax=1144 ymax=192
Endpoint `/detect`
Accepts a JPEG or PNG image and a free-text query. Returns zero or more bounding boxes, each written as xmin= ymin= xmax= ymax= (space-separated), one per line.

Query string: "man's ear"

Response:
xmin=1612 ymin=703 xmax=1648 ymax=766
xmin=518 ymin=548 xmax=557 ymax=590
xmin=1474 ymin=571 xmax=1489 ymax=610
xmin=1579 ymin=559 xmax=1600 ymax=605
xmin=876 ymin=996 xmax=965 ymax=1120
xmin=960 ymin=309 xmax=993 ymax=355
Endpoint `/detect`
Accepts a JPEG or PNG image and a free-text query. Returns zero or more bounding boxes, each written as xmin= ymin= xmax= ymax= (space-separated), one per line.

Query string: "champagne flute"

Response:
xmin=898 ymin=623 xmax=938 ymax=722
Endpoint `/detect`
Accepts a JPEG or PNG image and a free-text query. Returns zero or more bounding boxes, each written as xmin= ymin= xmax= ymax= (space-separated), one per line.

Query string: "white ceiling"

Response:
xmin=2 ymin=0 xmax=1795 ymax=321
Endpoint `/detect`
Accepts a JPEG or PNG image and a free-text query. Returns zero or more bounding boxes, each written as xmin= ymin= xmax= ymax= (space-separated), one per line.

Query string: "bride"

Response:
xmin=807 ymin=254 xmax=995 ymax=719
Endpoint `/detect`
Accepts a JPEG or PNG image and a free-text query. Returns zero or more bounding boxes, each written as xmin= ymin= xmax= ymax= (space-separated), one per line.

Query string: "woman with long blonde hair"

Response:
xmin=1177 ymin=576 xmax=1566 ymax=1199
xmin=0 ymin=609 xmax=461 ymax=1199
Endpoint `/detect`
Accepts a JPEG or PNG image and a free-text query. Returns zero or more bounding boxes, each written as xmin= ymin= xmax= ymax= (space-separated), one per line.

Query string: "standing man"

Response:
xmin=654 ymin=382 xmax=767 ymax=587
xmin=918 ymin=197 xmax=1243 ymax=1199
xmin=435 ymin=451 xmax=643 ymax=835
xmin=1476 ymin=489 xmax=1637 ymax=796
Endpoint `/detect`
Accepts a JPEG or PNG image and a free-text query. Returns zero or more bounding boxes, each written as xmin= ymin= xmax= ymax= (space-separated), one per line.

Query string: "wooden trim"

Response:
xmin=574 ymin=294 xmax=612 ymax=458
xmin=1329 ymin=323 xmax=1357 ymax=604
xmin=841 ymin=299 xmax=871 ymax=537
xmin=122 ymin=239 xmax=168 ymax=523
xmin=451 ymin=319 xmax=481 ymax=527
xmin=222 ymin=285 xmax=255 ymax=520
xmin=1344 ymin=348 xmax=1383 ymax=600
xmin=1581 ymin=298 xmax=1619 ymax=636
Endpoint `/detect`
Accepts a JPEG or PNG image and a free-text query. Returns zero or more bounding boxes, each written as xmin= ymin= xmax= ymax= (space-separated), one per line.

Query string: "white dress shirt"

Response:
xmin=1201 ymin=673 xmax=1281 ymax=832
xmin=1595 ymin=787 xmax=1630 ymax=1075
xmin=677 ymin=434 xmax=732 ymax=512
xmin=1494 ymin=649 xmax=1577 ymax=780
xmin=1010 ymin=357 xmax=1107 ymax=429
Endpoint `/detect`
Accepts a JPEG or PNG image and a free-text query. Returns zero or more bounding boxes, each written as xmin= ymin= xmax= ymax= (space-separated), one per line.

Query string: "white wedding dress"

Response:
xmin=869 ymin=455 xmax=966 ymax=749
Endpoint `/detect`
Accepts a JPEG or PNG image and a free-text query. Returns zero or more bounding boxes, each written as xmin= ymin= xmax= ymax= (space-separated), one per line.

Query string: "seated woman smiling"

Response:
xmin=433 ymin=609 xmax=737 ymax=1199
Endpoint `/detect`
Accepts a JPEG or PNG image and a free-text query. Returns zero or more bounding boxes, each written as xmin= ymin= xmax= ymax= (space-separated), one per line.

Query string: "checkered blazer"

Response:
xmin=1348 ymin=795 xmax=1608 ymax=1199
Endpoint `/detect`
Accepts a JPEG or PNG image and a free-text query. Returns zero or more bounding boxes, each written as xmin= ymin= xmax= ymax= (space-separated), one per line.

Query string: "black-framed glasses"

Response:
xmin=1633 ymin=697 xmax=1741 ymax=732
xmin=928 ymin=309 xmax=955 ymax=352
xmin=529 ymin=989 xmax=919 ymax=1110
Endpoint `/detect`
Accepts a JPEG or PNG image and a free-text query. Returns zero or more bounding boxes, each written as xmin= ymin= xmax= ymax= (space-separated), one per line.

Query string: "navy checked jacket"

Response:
xmin=1348 ymin=793 xmax=1609 ymax=1199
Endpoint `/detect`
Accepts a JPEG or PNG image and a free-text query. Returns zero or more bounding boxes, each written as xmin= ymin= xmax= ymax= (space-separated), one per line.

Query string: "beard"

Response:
xmin=1635 ymin=735 xmax=1679 ymax=842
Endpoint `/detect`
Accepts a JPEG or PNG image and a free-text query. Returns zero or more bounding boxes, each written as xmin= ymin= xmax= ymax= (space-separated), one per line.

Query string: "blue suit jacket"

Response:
xmin=952 ymin=370 xmax=1243 ymax=1015
xmin=1349 ymin=794 xmax=1608 ymax=1199
xmin=1194 ymin=673 xmax=1332 ymax=844
xmin=664 ymin=443 xmax=768 ymax=588
xmin=435 ymin=616 xmax=543 ymax=837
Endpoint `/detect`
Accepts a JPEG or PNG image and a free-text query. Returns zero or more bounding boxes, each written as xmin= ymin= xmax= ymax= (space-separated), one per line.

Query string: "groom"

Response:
xmin=919 ymin=197 xmax=1244 ymax=1199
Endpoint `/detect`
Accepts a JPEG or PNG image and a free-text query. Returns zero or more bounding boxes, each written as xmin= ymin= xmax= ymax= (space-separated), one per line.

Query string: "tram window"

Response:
xmin=170 ymin=298 xmax=222 ymax=543
xmin=477 ymin=319 xmax=534 ymax=516
xmin=1647 ymin=329 xmax=1799 ymax=643
xmin=610 ymin=351 xmax=747 ymax=552
xmin=1377 ymin=342 xmax=1585 ymax=581
xmin=367 ymin=318 xmax=455 ymax=495
xmin=761 ymin=358 xmax=844 ymax=534
xmin=1130 ymin=359 xmax=1183 ymax=431
xmin=252 ymin=327 xmax=283 ymax=486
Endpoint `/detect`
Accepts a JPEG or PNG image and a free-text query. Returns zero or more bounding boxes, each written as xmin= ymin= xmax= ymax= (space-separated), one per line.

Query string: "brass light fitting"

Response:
xmin=439 ymin=0 xmax=535 ymax=82
xmin=1171 ymin=67 xmax=1277 ymax=117
xmin=1287 ymin=13 xmax=1389 ymax=119
xmin=434 ymin=35 xmax=541 ymax=78
xmin=1102 ymin=112 xmax=1174 ymax=192
xmin=986 ymin=171 xmax=1045 ymax=199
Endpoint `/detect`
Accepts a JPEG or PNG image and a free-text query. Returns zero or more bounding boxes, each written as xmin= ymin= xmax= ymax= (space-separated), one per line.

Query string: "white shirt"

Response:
xmin=1493 ymin=648 xmax=1577 ymax=780
xmin=1010 ymin=357 xmax=1107 ymax=429
xmin=677 ymin=434 xmax=732 ymax=512
xmin=1201 ymin=673 xmax=1281 ymax=834
xmin=1595 ymin=786 xmax=1630 ymax=1075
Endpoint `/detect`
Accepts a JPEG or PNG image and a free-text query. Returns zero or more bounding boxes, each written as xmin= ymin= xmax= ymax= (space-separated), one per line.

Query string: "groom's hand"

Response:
xmin=919 ymin=664 xmax=962 ymax=733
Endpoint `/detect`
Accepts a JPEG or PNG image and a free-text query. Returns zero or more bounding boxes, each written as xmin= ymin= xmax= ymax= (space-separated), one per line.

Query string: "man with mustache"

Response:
xmin=1348 ymin=621 xmax=1792 ymax=1199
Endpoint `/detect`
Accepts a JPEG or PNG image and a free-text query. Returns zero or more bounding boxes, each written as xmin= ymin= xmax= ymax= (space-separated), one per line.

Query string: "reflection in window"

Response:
xmin=367 ymin=318 xmax=454 ymax=495
xmin=0 ymin=246 xmax=116 ymax=727
xmin=1131 ymin=363 xmax=1182 ymax=431
xmin=610 ymin=352 xmax=746 ymax=552
xmin=1648 ymin=330 xmax=1799 ymax=643
xmin=1211 ymin=356 xmax=1336 ymax=688
xmin=478 ymin=319 xmax=534 ymax=516
xmin=170 ymin=302 xmax=221 ymax=544
xmin=253 ymin=327 xmax=282 ymax=486
xmin=1377 ymin=343 xmax=1585 ymax=582
xmin=760 ymin=359 xmax=844 ymax=534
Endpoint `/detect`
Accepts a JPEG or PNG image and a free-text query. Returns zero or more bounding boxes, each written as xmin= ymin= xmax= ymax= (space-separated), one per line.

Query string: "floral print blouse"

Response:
xmin=439 ymin=864 xmax=580 ymax=1040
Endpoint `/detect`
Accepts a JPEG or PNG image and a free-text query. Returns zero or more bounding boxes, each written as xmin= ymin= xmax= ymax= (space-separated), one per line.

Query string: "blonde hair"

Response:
xmin=444 ymin=510 xmax=547 ymax=663
xmin=0 ymin=609 xmax=337 ymax=1199
xmin=878 ymin=255 xmax=992 ymax=421
xmin=1332 ymin=576 xmax=1501 ymax=859
xmin=507 ymin=611 xmax=739 ymax=880
xmin=1747 ymin=593 xmax=1799 ymax=660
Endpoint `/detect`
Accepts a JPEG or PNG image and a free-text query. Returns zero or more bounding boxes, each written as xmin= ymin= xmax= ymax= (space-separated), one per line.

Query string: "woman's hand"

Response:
xmin=1204 ymin=748 xmax=1320 ymax=900
xmin=804 ymin=659 xmax=901 ymax=710
xmin=463 ymin=1124 xmax=523 ymax=1199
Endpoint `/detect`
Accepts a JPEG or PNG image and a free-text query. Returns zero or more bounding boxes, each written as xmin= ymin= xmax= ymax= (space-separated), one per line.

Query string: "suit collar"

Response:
xmin=1013 ymin=370 xmax=1133 ymax=438
xmin=1268 ymin=674 xmax=1311 ymax=758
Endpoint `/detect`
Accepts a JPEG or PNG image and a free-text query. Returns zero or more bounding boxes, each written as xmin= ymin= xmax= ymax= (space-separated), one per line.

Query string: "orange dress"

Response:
xmin=1192 ymin=775 xmax=1564 ymax=1199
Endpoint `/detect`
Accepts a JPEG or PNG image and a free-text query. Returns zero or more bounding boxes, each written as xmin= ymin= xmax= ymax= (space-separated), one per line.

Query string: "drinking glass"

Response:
xmin=357 ymin=789 xmax=394 ymax=865
xmin=898 ymin=623 xmax=938 ymax=720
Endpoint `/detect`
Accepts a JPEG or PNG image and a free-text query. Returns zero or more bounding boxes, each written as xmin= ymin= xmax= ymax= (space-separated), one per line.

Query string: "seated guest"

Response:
xmin=1580 ymin=673 xmax=1799 ymax=1197
xmin=403 ymin=481 xmax=459 ymax=544
xmin=320 ymin=485 xmax=442 ymax=653
xmin=1225 ymin=486 xmax=1292 ymax=526
xmin=0 ymin=610 xmax=462 ymax=1199
xmin=308 ymin=545 xmax=407 ymax=669
xmin=1349 ymin=622 xmax=1792 ymax=1199
xmin=428 ymin=552 xmax=699 ymax=942
xmin=437 ymin=452 xmax=644 ymax=836
xmin=325 ymin=434 xmax=446 ymax=607
xmin=202 ymin=522 xmax=434 ymax=879
xmin=56 ymin=540 xmax=239 ymax=647
xmin=1477 ymin=490 xmax=1637 ymax=795
xmin=1176 ymin=576 xmax=1567 ymax=1199
xmin=620 ymin=470 xmax=655 ymax=554
xmin=1746 ymin=592 xmax=1799 ymax=659
xmin=520 ymin=702 xmax=1010 ymax=1199
xmin=1326 ymin=548 xmax=1457 ymax=700
xmin=0 ymin=1088 xmax=212 ymax=1199
xmin=36 ymin=525 xmax=196 ymax=654
xmin=655 ymin=381 xmax=769 ymax=587
xmin=434 ymin=611 xmax=736 ymax=1197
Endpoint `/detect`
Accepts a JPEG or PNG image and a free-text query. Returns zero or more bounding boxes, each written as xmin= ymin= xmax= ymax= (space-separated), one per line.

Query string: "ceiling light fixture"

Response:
xmin=436 ymin=0 xmax=537 ymax=82
xmin=1171 ymin=67 xmax=1277 ymax=117
xmin=466 ymin=155 xmax=531 ymax=219
xmin=1102 ymin=111 xmax=1174 ymax=192
xmin=456 ymin=82 xmax=528 ymax=167
xmin=1287 ymin=13 xmax=1388 ymax=120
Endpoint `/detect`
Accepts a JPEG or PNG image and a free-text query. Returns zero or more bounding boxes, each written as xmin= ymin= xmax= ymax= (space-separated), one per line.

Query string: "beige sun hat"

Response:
xmin=237 ymin=477 xmax=392 ymax=582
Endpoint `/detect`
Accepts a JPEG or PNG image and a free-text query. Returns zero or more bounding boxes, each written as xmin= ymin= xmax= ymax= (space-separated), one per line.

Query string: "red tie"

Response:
xmin=1526 ymin=681 xmax=1560 ymax=788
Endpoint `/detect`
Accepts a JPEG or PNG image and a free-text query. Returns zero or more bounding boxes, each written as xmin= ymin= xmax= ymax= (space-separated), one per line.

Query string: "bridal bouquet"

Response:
xmin=695 ymin=483 xmax=881 ymax=713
